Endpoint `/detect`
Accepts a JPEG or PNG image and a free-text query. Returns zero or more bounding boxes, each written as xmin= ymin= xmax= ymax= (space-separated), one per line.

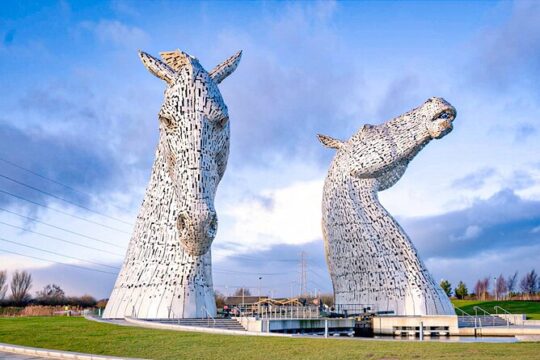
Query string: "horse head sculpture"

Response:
xmin=139 ymin=49 xmax=241 ymax=256
xmin=318 ymin=97 xmax=457 ymax=316
xmin=103 ymin=49 xmax=241 ymax=319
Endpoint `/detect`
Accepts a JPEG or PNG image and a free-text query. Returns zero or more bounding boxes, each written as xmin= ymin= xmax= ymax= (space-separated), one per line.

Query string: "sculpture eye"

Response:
xmin=159 ymin=114 xmax=174 ymax=127
xmin=435 ymin=111 xmax=452 ymax=121
xmin=216 ymin=115 xmax=229 ymax=128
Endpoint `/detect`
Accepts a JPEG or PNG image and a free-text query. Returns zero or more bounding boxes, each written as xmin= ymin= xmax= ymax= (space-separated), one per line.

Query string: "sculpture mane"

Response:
xmin=104 ymin=49 xmax=241 ymax=319
xmin=318 ymin=97 xmax=456 ymax=315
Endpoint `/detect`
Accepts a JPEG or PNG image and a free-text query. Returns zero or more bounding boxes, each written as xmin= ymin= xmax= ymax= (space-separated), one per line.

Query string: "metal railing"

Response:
xmin=493 ymin=306 xmax=511 ymax=327
xmin=202 ymin=306 xmax=216 ymax=327
xmin=455 ymin=307 xmax=472 ymax=316
xmin=455 ymin=307 xmax=480 ymax=329
xmin=473 ymin=306 xmax=498 ymax=327
xmin=258 ymin=305 xmax=321 ymax=319
xmin=473 ymin=306 xmax=490 ymax=316
xmin=332 ymin=304 xmax=376 ymax=317
xmin=494 ymin=306 xmax=524 ymax=326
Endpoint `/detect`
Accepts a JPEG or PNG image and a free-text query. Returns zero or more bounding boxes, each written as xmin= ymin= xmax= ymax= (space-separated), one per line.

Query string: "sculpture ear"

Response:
xmin=209 ymin=51 xmax=242 ymax=84
xmin=317 ymin=134 xmax=344 ymax=149
xmin=138 ymin=50 xmax=176 ymax=84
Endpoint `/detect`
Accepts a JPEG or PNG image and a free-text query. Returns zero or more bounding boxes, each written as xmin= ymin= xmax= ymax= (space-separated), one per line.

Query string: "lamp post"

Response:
xmin=258 ymin=276 xmax=263 ymax=299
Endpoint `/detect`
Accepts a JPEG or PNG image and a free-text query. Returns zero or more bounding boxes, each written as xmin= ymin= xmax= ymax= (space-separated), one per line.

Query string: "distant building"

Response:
xmin=224 ymin=296 xmax=269 ymax=307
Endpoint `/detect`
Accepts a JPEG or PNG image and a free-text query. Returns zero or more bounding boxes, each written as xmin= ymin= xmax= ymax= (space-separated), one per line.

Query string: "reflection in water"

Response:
xmin=370 ymin=335 xmax=518 ymax=343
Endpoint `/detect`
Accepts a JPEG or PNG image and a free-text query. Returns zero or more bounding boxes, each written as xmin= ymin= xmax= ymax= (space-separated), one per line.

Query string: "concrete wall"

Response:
xmin=124 ymin=317 xmax=289 ymax=337
xmin=495 ymin=313 xmax=526 ymax=325
xmin=235 ymin=317 xmax=263 ymax=332
xmin=372 ymin=315 xmax=459 ymax=336
xmin=459 ymin=326 xmax=540 ymax=336
xmin=234 ymin=317 xmax=354 ymax=333
xmin=267 ymin=318 xmax=354 ymax=333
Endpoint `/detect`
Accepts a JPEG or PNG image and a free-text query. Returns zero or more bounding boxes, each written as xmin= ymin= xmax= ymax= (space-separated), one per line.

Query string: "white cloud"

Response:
xmin=218 ymin=179 xmax=323 ymax=255
xmin=450 ymin=225 xmax=483 ymax=242
xmin=0 ymin=254 xmax=50 ymax=271
xmin=81 ymin=20 xmax=149 ymax=48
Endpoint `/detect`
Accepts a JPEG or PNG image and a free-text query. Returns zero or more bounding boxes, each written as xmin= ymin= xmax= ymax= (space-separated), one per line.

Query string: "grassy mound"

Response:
xmin=0 ymin=317 xmax=538 ymax=359
xmin=452 ymin=300 xmax=540 ymax=320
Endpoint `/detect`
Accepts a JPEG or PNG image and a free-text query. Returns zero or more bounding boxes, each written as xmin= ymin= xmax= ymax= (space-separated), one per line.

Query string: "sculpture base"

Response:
xmin=103 ymin=283 xmax=217 ymax=319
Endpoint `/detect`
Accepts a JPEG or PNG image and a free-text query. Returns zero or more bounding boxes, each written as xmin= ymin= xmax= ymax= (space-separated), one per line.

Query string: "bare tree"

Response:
xmin=232 ymin=287 xmax=252 ymax=296
xmin=474 ymin=280 xmax=484 ymax=299
xmin=319 ymin=293 xmax=334 ymax=307
xmin=214 ymin=290 xmax=226 ymax=309
xmin=507 ymin=271 xmax=518 ymax=296
xmin=36 ymin=284 xmax=65 ymax=305
xmin=483 ymin=277 xmax=491 ymax=299
xmin=0 ymin=270 xmax=7 ymax=300
xmin=474 ymin=277 xmax=491 ymax=300
xmin=520 ymin=269 xmax=538 ymax=297
xmin=10 ymin=270 xmax=32 ymax=305
xmin=494 ymin=274 xmax=508 ymax=300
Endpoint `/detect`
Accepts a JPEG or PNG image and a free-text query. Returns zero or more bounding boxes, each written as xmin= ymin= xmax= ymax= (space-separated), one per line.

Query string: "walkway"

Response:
xmin=0 ymin=343 xmax=141 ymax=360
xmin=0 ymin=351 xmax=45 ymax=360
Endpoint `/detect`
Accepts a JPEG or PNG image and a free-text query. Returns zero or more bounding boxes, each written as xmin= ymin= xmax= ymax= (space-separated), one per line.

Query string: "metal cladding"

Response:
xmin=103 ymin=49 xmax=241 ymax=319
xmin=318 ymin=97 xmax=457 ymax=316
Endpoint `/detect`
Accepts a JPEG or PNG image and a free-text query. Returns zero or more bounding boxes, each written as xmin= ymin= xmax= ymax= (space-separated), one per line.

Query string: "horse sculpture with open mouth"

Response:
xmin=318 ymin=97 xmax=457 ymax=316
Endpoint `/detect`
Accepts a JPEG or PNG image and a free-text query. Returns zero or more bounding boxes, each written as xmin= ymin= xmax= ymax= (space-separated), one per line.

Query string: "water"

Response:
xmin=370 ymin=335 xmax=518 ymax=343
xmin=303 ymin=333 xmax=519 ymax=343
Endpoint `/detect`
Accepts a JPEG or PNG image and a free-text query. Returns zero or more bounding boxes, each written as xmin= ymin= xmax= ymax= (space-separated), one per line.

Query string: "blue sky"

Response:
xmin=0 ymin=0 xmax=539 ymax=299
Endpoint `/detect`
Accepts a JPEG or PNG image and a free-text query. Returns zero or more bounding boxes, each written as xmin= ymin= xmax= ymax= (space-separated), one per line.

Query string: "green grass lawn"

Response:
xmin=452 ymin=300 xmax=540 ymax=320
xmin=0 ymin=317 xmax=538 ymax=360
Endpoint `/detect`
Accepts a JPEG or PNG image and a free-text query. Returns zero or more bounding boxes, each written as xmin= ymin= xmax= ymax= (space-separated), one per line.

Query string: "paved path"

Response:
xmin=0 ymin=351 xmax=46 ymax=359
xmin=0 ymin=343 xmax=140 ymax=360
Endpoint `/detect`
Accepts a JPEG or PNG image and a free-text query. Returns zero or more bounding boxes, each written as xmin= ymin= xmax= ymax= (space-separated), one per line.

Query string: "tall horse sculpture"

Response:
xmin=104 ymin=49 xmax=241 ymax=319
xmin=318 ymin=97 xmax=456 ymax=316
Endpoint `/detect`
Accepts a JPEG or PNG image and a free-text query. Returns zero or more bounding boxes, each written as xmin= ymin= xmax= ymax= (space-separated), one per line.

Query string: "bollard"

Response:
xmin=324 ymin=319 xmax=329 ymax=338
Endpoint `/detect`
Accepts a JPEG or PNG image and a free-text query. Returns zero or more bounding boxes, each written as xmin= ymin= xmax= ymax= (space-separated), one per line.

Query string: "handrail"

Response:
xmin=473 ymin=306 xmax=490 ymax=316
xmin=473 ymin=306 xmax=496 ymax=326
xmin=494 ymin=306 xmax=520 ymax=327
xmin=494 ymin=305 xmax=511 ymax=315
xmin=455 ymin=307 xmax=480 ymax=329
xmin=201 ymin=306 xmax=216 ymax=328
xmin=455 ymin=307 xmax=472 ymax=316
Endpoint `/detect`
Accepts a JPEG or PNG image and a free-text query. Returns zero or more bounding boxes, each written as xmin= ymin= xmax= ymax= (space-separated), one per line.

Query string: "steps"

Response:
xmin=149 ymin=318 xmax=247 ymax=331
xmin=458 ymin=315 xmax=509 ymax=328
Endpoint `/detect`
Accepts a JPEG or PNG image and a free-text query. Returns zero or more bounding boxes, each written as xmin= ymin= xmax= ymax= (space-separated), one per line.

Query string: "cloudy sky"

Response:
xmin=0 ymin=0 xmax=539 ymax=299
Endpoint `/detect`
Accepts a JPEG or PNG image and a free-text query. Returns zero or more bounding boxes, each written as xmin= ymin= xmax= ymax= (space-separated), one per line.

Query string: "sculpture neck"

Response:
xmin=386 ymin=114 xmax=432 ymax=162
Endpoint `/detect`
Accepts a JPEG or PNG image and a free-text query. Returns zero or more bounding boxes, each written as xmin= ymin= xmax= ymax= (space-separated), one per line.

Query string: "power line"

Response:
xmin=214 ymin=284 xmax=286 ymax=289
xmin=0 ymin=173 xmax=132 ymax=226
xmin=0 ymin=207 xmax=127 ymax=249
xmin=308 ymin=279 xmax=330 ymax=292
xmin=0 ymin=157 xmax=130 ymax=213
xmin=0 ymin=189 xmax=130 ymax=234
xmin=299 ymin=251 xmax=307 ymax=297
xmin=0 ymin=247 xmax=117 ymax=276
xmin=0 ymin=220 xmax=124 ymax=257
xmin=224 ymin=254 xmax=297 ymax=263
xmin=0 ymin=236 xmax=120 ymax=270
xmin=214 ymin=268 xmax=289 ymax=276
xmin=308 ymin=267 xmax=329 ymax=281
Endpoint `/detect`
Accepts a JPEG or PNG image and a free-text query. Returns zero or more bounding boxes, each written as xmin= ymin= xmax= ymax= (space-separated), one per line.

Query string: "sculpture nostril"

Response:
xmin=177 ymin=213 xmax=186 ymax=232
xmin=208 ymin=213 xmax=218 ymax=237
